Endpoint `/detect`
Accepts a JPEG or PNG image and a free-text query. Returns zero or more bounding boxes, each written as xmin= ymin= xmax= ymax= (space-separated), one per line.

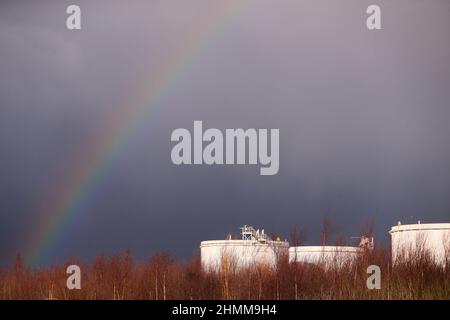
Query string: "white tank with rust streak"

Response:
xmin=289 ymin=237 xmax=373 ymax=268
xmin=289 ymin=246 xmax=362 ymax=267
xmin=389 ymin=222 xmax=450 ymax=266
xmin=200 ymin=226 xmax=289 ymax=272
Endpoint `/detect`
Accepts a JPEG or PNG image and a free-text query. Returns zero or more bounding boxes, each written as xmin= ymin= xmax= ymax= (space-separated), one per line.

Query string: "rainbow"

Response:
xmin=25 ymin=1 xmax=250 ymax=266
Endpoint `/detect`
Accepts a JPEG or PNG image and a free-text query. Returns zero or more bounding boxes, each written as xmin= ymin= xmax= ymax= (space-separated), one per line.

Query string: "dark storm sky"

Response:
xmin=1 ymin=0 xmax=450 ymax=266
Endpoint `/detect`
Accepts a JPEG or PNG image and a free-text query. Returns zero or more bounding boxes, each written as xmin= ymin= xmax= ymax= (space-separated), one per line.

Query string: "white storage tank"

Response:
xmin=200 ymin=225 xmax=289 ymax=272
xmin=289 ymin=246 xmax=362 ymax=268
xmin=389 ymin=222 xmax=450 ymax=266
xmin=289 ymin=237 xmax=373 ymax=268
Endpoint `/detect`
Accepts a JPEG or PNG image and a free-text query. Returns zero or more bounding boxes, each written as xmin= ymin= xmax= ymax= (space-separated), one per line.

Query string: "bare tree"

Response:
xmin=321 ymin=216 xmax=334 ymax=246
xmin=289 ymin=226 xmax=308 ymax=247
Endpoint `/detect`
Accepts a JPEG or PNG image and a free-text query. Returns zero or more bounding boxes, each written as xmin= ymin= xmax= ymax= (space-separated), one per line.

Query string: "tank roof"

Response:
xmin=200 ymin=239 xmax=289 ymax=248
xmin=389 ymin=222 xmax=450 ymax=234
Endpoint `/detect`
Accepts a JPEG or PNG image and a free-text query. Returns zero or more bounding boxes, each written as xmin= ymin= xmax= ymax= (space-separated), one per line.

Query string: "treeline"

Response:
xmin=0 ymin=246 xmax=449 ymax=300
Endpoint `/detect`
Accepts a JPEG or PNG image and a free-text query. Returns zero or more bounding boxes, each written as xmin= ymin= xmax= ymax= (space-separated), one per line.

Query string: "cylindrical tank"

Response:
xmin=200 ymin=239 xmax=289 ymax=272
xmin=289 ymin=246 xmax=362 ymax=268
xmin=389 ymin=222 xmax=450 ymax=266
